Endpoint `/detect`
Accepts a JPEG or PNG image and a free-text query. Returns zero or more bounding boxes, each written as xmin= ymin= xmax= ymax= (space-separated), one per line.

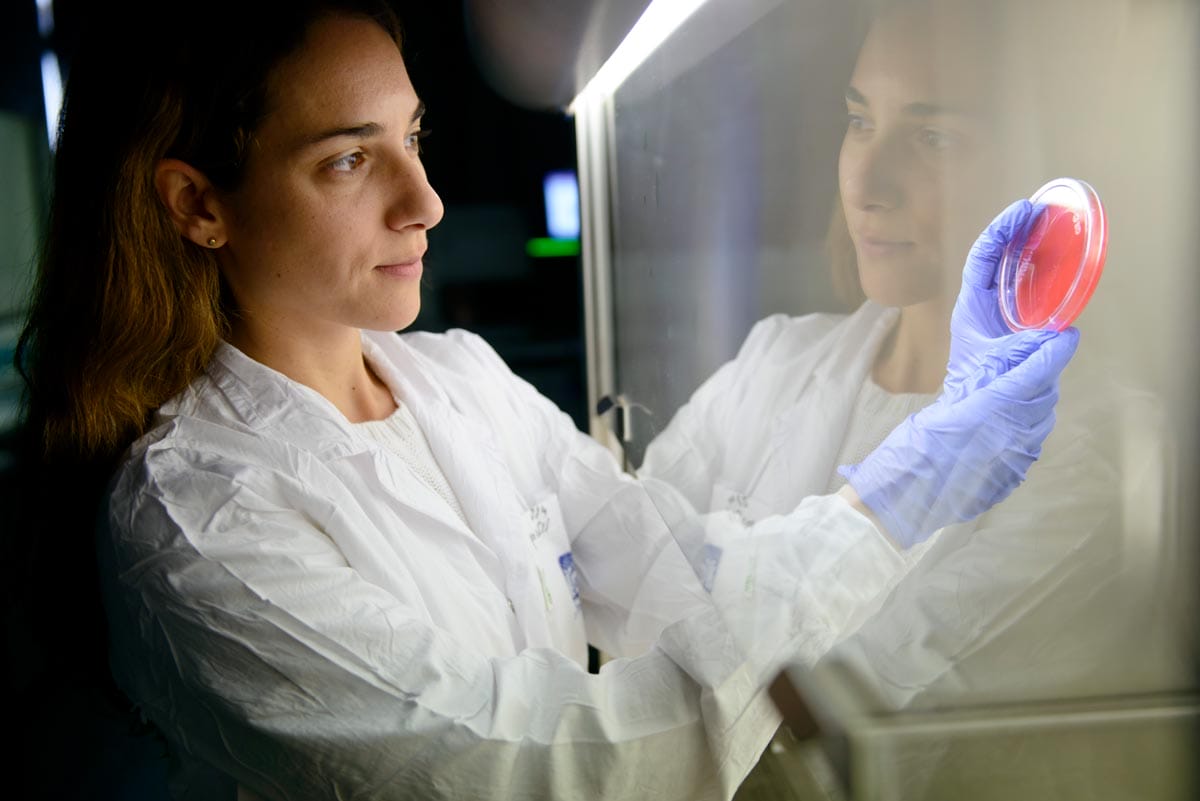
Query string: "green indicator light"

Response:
xmin=526 ymin=238 xmax=581 ymax=258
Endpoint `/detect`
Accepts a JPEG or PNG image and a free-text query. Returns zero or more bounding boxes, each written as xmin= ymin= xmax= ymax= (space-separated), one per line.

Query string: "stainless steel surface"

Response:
xmin=576 ymin=94 xmax=621 ymax=447
xmin=588 ymin=0 xmax=855 ymax=462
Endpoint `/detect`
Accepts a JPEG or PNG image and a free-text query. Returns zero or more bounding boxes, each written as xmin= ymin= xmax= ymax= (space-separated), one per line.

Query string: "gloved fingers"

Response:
xmin=945 ymin=326 xmax=1060 ymax=398
xmin=946 ymin=199 xmax=1055 ymax=389
xmin=993 ymin=328 xmax=1064 ymax=369
xmin=840 ymin=332 xmax=1071 ymax=547
xmin=948 ymin=292 xmax=1010 ymax=350
xmin=947 ymin=200 xmax=1044 ymax=347
xmin=986 ymin=326 xmax=1080 ymax=399
xmin=961 ymin=199 xmax=1039 ymax=291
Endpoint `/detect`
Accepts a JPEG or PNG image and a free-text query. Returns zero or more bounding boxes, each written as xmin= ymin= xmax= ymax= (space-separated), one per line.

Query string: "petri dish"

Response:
xmin=998 ymin=177 xmax=1108 ymax=332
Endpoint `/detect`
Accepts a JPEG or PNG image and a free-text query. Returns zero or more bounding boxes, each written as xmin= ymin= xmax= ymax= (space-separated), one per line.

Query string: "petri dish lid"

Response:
xmin=998 ymin=177 xmax=1108 ymax=332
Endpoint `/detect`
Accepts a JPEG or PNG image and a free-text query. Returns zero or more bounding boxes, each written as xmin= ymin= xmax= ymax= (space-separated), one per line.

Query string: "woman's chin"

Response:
xmin=362 ymin=302 xmax=422 ymax=334
xmin=862 ymin=282 xmax=940 ymax=307
xmin=858 ymin=267 xmax=945 ymax=310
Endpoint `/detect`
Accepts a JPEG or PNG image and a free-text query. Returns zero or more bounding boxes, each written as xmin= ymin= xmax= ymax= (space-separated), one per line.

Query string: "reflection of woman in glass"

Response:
xmin=642 ymin=0 xmax=1168 ymax=715
xmin=14 ymin=0 xmax=1077 ymax=797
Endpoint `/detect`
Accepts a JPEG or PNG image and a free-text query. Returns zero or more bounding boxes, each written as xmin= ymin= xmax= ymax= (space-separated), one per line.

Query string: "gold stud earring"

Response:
xmin=207 ymin=237 xmax=218 ymax=247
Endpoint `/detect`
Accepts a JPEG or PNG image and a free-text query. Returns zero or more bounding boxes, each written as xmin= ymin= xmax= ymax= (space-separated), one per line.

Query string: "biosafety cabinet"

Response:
xmin=467 ymin=0 xmax=1199 ymax=798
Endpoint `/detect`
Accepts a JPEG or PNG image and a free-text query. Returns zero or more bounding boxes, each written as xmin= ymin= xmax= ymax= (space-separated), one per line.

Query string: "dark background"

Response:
xmin=1 ymin=2 xmax=584 ymax=798
xmin=397 ymin=2 xmax=587 ymax=430
xmin=0 ymin=0 xmax=587 ymax=427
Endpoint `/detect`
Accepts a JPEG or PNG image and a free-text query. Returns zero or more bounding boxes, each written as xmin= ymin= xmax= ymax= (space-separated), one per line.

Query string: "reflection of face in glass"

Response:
xmin=838 ymin=0 xmax=1005 ymax=310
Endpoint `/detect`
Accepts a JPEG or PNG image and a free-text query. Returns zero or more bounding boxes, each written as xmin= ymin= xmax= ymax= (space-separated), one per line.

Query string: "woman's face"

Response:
xmin=216 ymin=14 xmax=443 ymax=338
xmin=838 ymin=2 xmax=1004 ymax=309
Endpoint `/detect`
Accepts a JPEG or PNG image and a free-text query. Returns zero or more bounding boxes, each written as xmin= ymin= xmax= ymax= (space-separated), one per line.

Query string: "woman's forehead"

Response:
xmin=851 ymin=1 xmax=994 ymax=112
xmin=259 ymin=15 xmax=416 ymax=144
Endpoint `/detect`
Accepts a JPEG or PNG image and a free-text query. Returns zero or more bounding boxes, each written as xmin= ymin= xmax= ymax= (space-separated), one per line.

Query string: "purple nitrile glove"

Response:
xmin=838 ymin=200 xmax=1079 ymax=548
xmin=945 ymin=198 xmax=1046 ymax=400
xmin=838 ymin=328 xmax=1078 ymax=548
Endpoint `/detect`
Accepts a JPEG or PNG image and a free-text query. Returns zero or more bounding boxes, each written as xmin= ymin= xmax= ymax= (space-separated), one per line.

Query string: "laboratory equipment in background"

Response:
xmin=0 ymin=0 xmax=57 ymax=438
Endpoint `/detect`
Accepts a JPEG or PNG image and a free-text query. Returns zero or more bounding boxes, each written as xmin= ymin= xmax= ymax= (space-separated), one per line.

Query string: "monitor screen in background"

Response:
xmin=543 ymin=170 xmax=580 ymax=240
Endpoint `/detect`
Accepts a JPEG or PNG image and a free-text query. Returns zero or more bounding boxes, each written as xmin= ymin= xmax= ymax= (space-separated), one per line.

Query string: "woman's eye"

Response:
xmin=847 ymin=112 xmax=873 ymax=133
xmin=327 ymin=152 xmax=366 ymax=173
xmin=406 ymin=129 xmax=430 ymax=153
xmin=918 ymin=128 xmax=958 ymax=151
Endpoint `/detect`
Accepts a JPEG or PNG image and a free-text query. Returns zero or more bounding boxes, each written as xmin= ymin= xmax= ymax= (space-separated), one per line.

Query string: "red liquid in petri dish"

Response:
xmin=1013 ymin=204 xmax=1086 ymax=326
xmin=999 ymin=178 xmax=1107 ymax=332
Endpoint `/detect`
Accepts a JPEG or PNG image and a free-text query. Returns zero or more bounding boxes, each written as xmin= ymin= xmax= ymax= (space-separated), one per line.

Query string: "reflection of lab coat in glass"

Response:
xmin=641 ymin=301 xmax=1178 ymax=711
xmin=100 ymin=328 xmax=911 ymax=800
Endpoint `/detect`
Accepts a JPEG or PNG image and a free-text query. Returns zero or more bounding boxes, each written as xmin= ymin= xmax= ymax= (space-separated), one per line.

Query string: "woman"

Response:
xmin=15 ymin=0 xmax=1075 ymax=798
xmin=640 ymin=0 xmax=1168 ymax=718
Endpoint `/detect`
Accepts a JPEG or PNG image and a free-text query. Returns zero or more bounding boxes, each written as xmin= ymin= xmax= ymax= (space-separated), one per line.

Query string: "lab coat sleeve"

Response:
xmin=105 ymin=441 xmax=758 ymax=801
xmin=102 ymin=331 xmax=912 ymax=801
xmin=636 ymin=315 xmax=800 ymax=510
xmin=103 ymin=440 xmax=900 ymax=801
xmin=814 ymin=383 xmax=1178 ymax=708
xmin=430 ymin=330 xmax=908 ymax=664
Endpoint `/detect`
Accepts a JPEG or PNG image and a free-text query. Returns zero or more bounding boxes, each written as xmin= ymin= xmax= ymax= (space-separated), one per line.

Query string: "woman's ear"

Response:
xmin=154 ymin=159 xmax=229 ymax=249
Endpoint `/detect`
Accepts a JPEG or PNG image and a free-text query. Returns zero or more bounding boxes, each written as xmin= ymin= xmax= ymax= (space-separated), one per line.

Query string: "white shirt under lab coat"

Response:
xmin=641 ymin=301 xmax=1181 ymax=712
xmin=100 ymin=328 xmax=909 ymax=801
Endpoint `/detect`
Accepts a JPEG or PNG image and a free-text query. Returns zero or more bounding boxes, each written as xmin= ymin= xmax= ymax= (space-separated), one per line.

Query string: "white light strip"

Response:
xmin=35 ymin=0 xmax=54 ymax=37
xmin=568 ymin=0 xmax=712 ymax=113
xmin=40 ymin=50 xmax=63 ymax=150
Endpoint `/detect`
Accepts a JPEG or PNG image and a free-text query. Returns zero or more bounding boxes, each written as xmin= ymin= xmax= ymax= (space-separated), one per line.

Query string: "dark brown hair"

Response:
xmin=826 ymin=192 xmax=867 ymax=309
xmin=16 ymin=0 xmax=402 ymax=467
xmin=5 ymin=4 xmax=406 ymax=766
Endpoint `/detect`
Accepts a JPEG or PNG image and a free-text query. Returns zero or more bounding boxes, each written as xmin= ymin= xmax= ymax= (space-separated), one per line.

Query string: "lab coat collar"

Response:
xmin=811 ymin=301 xmax=899 ymax=384
xmin=197 ymin=340 xmax=369 ymax=460
xmin=751 ymin=302 xmax=899 ymax=500
xmin=362 ymin=331 xmax=558 ymax=651
xmin=149 ymin=330 xmax=575 ymax=659
xmin=189 ymin=336 xmax=479 ymax=543
xmin=188 ymin=331 xmax=561 ymax=651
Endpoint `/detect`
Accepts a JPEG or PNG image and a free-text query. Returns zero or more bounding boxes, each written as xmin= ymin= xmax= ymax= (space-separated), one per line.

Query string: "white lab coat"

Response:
xmin=100 ymin=328 xmax=908 ymax=801
xmin=641 ymin=301 xmax=1179 ymax=711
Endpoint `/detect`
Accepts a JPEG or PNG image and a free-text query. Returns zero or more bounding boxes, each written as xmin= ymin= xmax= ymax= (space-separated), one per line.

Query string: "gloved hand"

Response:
xmin=945 ymin=198 xmax=1044 ymax=401
xmin=838 ymin=328 xmax=1077 ymax=548
xmin=838 ymin=200 xmax=1079 ymax=548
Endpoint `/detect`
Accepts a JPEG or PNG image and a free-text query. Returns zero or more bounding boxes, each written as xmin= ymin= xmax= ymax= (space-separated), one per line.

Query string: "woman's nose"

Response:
xmin=385 ymin=158 xmax=445 ymax=232
xmin=841 ymin=136 xmax=904 ymax=212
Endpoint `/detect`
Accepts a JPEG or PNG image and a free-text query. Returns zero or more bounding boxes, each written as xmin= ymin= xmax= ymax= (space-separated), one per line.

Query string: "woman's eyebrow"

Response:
xmin=902 ymin=100 xmax=972 ymax=117
xmin=297 ymin=101 xmax=427 ymax=151
xmin=301 ymin=121 xmax=385 ymax=148
xmin=846 ymin=87 xmax=971 ymax=118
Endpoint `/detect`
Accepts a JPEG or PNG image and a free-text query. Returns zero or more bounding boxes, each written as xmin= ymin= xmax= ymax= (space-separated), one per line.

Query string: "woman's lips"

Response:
xmin=857 ymin=237 xmax=916 ymax=259
xmin=375 ymin=259 xmax=423 ymax=278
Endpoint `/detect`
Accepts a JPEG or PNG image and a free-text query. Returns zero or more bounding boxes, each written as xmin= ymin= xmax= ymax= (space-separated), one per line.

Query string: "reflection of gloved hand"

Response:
xmin=838 ymin=328 xmax=1078 ymax=548
xmin=946 ymin=199 xmax=1041 ymax=401
xmin=839 ymin=199 xmax=1078 ymax=548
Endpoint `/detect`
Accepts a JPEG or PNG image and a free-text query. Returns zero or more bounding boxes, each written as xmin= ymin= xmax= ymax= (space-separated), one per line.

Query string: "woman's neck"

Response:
xmin=872 ymin=298 xmax=953 ymax=395
xmin=227 ymin=319 xmax=397 ymax=423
